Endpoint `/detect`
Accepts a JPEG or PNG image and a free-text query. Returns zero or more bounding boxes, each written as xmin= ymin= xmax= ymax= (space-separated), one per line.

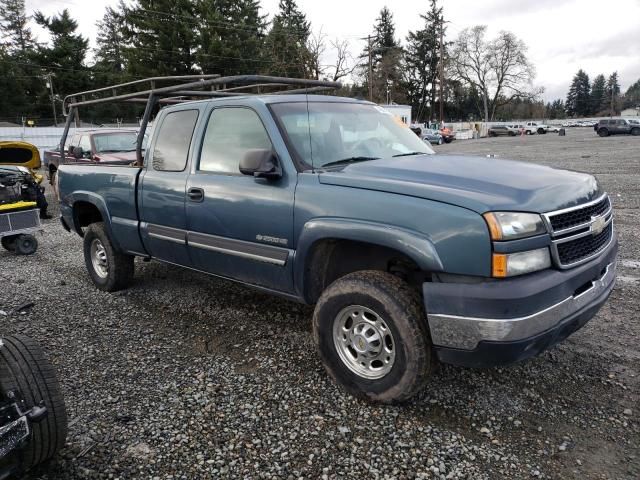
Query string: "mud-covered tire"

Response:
xmin=0 ymin=335 xmax=68 ymax=470
xmin=1 ymin=235 xmax=18 ymax=251
xmin=14 ymin=234 xmax=38 ymax=255
xmin=313 ymin=271 xmax=433 ymax=403
xmin=83 ymin=222 xmax=134 ymax=292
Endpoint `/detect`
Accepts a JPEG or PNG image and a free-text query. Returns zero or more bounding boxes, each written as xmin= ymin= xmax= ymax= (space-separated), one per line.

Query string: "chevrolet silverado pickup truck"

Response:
xmin=56 ymin=79 xmax=618 ymax=403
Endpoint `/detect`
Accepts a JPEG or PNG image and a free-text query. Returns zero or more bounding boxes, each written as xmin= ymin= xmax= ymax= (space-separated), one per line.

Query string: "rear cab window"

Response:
xmin=151 ymin=110 xmax=199 ymax=172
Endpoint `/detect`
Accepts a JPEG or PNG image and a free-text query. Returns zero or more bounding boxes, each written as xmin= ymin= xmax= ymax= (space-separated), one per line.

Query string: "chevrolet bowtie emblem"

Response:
xmin=591 ymin=215 xmax=606 ymax=235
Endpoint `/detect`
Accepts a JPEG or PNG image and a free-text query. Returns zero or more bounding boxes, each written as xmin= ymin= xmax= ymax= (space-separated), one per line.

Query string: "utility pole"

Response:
xmin=45 ymin=73 xmax=58 ymax=126
xmin=439 ymin=23 xmax=444 ymax=124
xmin=367 ymin=35 xmax=373 ymax=102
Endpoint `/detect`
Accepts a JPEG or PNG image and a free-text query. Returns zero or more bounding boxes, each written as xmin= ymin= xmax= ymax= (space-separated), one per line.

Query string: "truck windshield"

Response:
xmin=93 ymin=133 xmax=146 ymax=153
xmin=270 ymin=102 xmax=433 ymax=169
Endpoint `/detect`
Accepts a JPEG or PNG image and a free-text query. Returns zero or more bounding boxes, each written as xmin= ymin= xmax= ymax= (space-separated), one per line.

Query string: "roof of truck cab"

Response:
xmin=173 ymin=94 xmax=373 ymax=108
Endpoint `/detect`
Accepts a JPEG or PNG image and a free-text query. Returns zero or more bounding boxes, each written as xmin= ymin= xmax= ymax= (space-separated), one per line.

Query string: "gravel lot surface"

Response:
xmin=2 ymin=127 xmax=638 ymax=479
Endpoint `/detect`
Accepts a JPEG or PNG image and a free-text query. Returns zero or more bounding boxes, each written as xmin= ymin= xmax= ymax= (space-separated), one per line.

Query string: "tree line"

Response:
xmin=0 ymin=0 xmax=637 ymax=126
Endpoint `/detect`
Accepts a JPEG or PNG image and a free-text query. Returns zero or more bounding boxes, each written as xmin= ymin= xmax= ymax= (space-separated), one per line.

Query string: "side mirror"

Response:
xmin=72 ymin=146 xmax=83 ymax=159
xmin=239 ymin=149 xmax=282 ymax=180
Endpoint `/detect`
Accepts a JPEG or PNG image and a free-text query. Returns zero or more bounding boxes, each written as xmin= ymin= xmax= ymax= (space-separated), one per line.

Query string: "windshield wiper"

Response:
xmin=392 ymin=151 xmax=430 ymax=158
xmin=322 ymin=156 xmax=380 ymax=168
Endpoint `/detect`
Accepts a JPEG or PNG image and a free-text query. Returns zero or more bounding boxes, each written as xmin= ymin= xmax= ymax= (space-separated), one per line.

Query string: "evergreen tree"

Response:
xmin=361 ymin=6 xmax=403 ymax=104
xmin=590 ymin=74 xmax=606 ymax=115
xmin=197 ymin=0 xmax=266 ymax=76
xmin=604 ymin=71 xmax=621 ymax=115
xmin=263 ymin=0 xmax=311 ymax=78
xmin=546 ymin=99 xmax=566 ymax=120
xmin=565 ymin=69 xmax=590 ymax=117
xmin=0 ymin=0 xmax=33 ymax=53
xmin=623 ymin=79 xmax=640 ymax=109
xmin=34 ymin=9 xmax=90 ymax=122
xmin=404 ymin=0 xmax=443 ymax=121
xmin=123 ymin=0 xmax=198 ymax=77
xmin=94 ymin=4 xmax=127 ymax=76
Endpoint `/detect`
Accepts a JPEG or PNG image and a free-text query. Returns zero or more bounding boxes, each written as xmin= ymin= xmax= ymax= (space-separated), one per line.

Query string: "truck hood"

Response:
xmin=318 ymin=154 xmax=601 ymax=214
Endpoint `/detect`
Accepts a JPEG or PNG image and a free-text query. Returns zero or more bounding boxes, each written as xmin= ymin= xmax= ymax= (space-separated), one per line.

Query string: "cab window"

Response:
xmin=198 ymin=108 xmax=272 ymax=174
xmin=151 ymin=110 xmax=199 ymax=172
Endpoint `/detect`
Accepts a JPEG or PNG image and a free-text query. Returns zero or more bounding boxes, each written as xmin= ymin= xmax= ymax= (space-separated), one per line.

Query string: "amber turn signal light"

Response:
xmin=483 ymin=212 xmax=503 ymax=241
xmin=492 ymin=253 xmax=508 ymax=278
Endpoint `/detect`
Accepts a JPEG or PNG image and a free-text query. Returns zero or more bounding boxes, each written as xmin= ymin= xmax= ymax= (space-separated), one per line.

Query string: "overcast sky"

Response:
xmin=26 ymin=0 xmax=640 ymax=102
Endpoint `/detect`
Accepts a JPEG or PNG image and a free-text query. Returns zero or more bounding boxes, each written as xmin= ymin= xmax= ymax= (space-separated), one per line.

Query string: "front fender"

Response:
xmin=294 ymin=218 xmax=444 ymax=298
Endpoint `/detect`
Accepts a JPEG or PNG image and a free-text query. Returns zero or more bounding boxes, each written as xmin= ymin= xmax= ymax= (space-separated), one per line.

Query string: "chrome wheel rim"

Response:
xmin=91 ymin=238 xmax=108 ymax=279
xmin=333 ymin=305 xmax=396 ymax=379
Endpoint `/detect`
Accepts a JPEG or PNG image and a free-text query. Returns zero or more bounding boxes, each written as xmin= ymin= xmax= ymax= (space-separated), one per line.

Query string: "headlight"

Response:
xmin=483 ymin=212 xmax=547 ymax=240
xmin=492 ymin=248 xmax=551 ymax=277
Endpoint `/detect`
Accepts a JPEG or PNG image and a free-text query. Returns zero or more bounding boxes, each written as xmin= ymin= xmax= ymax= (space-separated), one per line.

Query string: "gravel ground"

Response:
xmin=1 ymin=127 xmax=638 ymax=479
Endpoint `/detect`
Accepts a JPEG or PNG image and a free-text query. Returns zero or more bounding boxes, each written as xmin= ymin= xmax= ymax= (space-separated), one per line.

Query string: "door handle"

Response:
xmin=188 ymin=187 xmax=204 ymax=202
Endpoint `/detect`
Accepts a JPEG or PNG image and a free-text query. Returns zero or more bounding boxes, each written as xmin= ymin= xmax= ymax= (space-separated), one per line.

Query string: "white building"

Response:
xmin=621 ymin=107 xmax=640 ymax=117
xmin=380 ymin=104 xmax=412 ymax=125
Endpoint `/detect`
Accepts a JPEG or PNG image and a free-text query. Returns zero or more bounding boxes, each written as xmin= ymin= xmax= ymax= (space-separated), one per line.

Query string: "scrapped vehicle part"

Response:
xmin=0 ymin=335 xmax=67 ymax=477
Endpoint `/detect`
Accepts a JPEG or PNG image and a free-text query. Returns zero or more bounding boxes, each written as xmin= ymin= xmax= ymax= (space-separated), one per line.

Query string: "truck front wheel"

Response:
xmin=313 ymin=271 xmax=433 ymax=403
xmin=83 ymin=222 xmax=134 ymax=292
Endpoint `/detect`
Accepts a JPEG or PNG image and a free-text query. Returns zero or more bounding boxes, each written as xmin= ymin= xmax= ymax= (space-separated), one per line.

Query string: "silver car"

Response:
xmin=421 ymin=128 xmax=444 ymax=145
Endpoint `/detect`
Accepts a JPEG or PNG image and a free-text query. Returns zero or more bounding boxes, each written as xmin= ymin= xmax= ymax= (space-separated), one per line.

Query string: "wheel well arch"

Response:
xmin=72 ymin=201 xmax=103 ymax=233
xmin=302 ymin=238 xmax=428 ymax=304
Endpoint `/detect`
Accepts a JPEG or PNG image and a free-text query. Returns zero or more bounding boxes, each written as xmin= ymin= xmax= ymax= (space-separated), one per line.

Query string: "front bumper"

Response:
xmin=424 ymin=235 xmax=617 ymax=367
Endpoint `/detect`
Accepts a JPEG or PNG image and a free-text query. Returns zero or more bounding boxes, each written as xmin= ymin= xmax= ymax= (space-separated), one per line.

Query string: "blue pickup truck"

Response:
xmin=57 ymin=91 xmax=617 ymax=402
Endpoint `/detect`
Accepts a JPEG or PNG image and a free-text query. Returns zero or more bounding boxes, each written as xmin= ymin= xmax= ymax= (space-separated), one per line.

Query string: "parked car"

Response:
xmin=524 ymin=121 xmax=548 ymax=134
xmin=546 ymin=125 xmax=561 ymax=133
xmin=44 ymin=129 xmax=146 ymax=187
xmin=58 ymin=83 xmax=618 ymax=403
xmin=488 ymin=125 xmax=517 ymax=137
xmin=595 ymin=118 xmax=640 ymax=137
xmin=439 ymin=126 xmax=455 ymax=143
xmin=0 ymin=335 xmax=67 ymax=478
xmin=421 ymin=128 xmax=444 ymax=145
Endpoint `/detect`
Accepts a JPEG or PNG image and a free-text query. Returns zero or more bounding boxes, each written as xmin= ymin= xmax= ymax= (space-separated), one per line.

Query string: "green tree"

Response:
xmin=546 ymin=99 xmax=566 ymax=120
xmin=623 ymin=79 xmax=640 ymax=109
xmin=604 ymin=71 xmax=621 ymax=115
xmin=263 ymin=0 xmax=311 ymax=78
xmin=361 ymin=6 xmax=403 ymax=104
xmin=196 ymin=0 xmax=266 ymax=76
xmin=590 ymin=74 xmax=606 ymax=115
xmin=34 ymin=9 xmax=90 ymax=122
xmin=0 ymin=0 xmax=33 ymax=52
xmin=565 ymin=69 xmax=590 ymax=117
xmin=123 ymin=0 xmax=198 ymax=77
xmin=404 ymin=0 xmax=443 ymax=121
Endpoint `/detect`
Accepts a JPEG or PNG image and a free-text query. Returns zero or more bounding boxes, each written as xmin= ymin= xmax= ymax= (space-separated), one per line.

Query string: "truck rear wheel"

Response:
xmin=83 ymin=222 xmax=134 ymax=292
xmin=0 ymin=335 xmax=68 ymax=470
xmin=313 ymin=271 xmax=433 ymax=403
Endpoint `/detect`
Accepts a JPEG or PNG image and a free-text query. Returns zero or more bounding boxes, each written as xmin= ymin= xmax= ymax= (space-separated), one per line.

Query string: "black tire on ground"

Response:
xmin=631 ymin=128 xmax=640 ymax=136
xmin=537 ymin=128 xmax=546 ymax=134
xmin=0 ymin=335 xmax=68 ymax=470
xmin=83 ymin=222 xmax=134 ymax=292
xmin=312 ymin=271 xmax=433 ymax=403
xmin=1 ymin=235 xmax=18 ymax=251
xmin=598 ymin=128 xmax=609 ymax=137
xmin=14 ymin=234 xmax=38 ymax=255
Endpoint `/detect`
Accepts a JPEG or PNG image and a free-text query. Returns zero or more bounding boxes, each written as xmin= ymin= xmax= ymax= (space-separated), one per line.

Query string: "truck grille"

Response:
xmin=556 ymin=223 xmax=613 ymax=265
xmin=0 ymin=209 xmax=40 ymax=235
xmin=543 ymin=193 xmax=613 ymax=269
xmin=549 ymin=196 xmax=610 ymax=232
